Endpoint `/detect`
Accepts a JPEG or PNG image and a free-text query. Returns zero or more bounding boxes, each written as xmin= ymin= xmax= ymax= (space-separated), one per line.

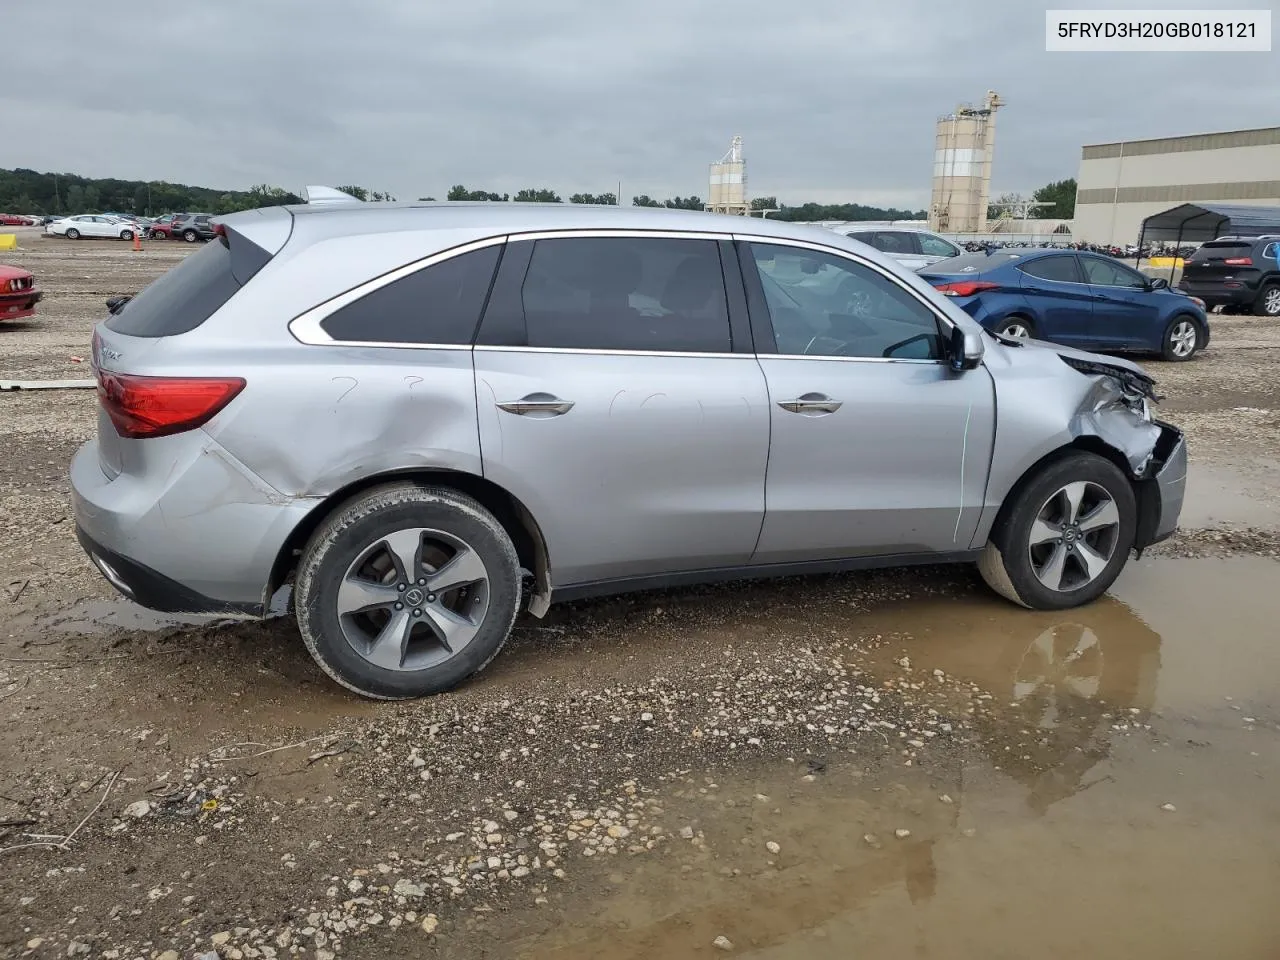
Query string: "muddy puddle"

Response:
xmin=495 ymin=557 xmax=1280 ymax=960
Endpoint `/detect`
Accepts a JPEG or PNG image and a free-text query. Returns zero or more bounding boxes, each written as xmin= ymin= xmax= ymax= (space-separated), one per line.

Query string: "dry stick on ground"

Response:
xmin=0 ymin=770 xmax=121 ymax=857
xmin=208 ymin=735 xmax=335 ymax=764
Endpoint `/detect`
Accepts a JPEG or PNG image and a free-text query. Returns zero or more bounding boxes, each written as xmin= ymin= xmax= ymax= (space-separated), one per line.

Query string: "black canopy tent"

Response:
xmin=1137 ymin=202 xmax=1280 ymax=279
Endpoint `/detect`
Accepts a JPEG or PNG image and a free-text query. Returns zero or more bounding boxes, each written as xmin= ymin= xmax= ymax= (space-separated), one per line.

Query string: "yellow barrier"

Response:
xmin=1147 ymin=257 xmax=1183 ymax=268
xmin=0 ymin=234 xmax=17 ymax=250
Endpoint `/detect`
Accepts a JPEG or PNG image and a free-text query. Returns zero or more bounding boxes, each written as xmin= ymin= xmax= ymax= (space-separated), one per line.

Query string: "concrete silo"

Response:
xmin=707 ymin=136 xmax=750 ymax=216
xmin=928 ymin=91 xmax=1003 ymax=234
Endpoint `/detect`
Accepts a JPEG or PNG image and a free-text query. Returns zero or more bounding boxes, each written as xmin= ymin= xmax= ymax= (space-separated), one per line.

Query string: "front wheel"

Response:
xmin=978 ymin=452 xmax=1136 ymax=611
xmin=1161 ymin=316 xmax=1201 ymax=361
xmin=996 ymin=317 xmax=1035 ymax=340
xmin=120 ymin=229 xmax=134 ymax=241
xmin=182 ymin=229 xmax=198 ymax=242
xmin=294 ymin=483 xmax=522 ymax=700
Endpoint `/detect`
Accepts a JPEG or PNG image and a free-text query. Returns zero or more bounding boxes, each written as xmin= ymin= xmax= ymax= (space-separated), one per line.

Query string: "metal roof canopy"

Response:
xmin=1139 ymin=202 xmax=1280 ymax=242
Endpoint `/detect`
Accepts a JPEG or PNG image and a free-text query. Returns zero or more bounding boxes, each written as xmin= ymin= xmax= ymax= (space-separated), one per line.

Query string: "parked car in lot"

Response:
xmin=918 ymin=249 xmax=1210 ymax=361
xmin=1178 ymin=235 xmax=1280 ymax=316
xmin=0 ymin=264 xmax=41 ymax=320
xmin=0 ymin=214 xmax=35 ymax=226
xmin=147 ymin=213 xmax=184 ymax=240
xmin=46 ymin=214 xmax=141 ymax=241
xmin=833 ymin=226 xmax=963 ymax=270
xmin=169 ymin=213 xmax=216 ymax=243
xmin=73 ymin=198 xmax=1187 ymax=699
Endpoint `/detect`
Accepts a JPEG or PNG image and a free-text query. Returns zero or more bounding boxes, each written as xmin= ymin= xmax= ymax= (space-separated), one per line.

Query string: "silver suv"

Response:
xmin=71 ymin=197 xmax=1187 ymax=699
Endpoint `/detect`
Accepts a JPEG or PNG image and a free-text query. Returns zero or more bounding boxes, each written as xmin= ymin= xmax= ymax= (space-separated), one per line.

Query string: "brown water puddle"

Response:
xmin=500 ymin=557 xmax=1280 ymax=960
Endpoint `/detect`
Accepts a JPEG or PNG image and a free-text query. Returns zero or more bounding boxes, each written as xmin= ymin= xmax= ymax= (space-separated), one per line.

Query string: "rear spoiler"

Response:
xmin=304 ymin=186 xmax=364 ymax=206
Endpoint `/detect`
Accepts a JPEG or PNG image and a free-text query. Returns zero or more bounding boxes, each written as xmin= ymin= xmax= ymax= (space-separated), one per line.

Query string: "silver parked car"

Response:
xmin=833 ymin=225 xmax=962 ymax=270
xmin=72 ymin=195 xmax=1187 ymax=699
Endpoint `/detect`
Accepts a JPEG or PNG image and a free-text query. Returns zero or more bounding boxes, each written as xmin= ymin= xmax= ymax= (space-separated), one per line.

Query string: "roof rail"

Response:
xmin=303 ymin=186 xmax=364 ymax=206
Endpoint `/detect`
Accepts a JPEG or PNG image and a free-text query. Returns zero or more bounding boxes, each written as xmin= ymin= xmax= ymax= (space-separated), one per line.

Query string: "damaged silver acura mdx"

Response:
xmin=71 ymin=194 xmax=1187 ymax=699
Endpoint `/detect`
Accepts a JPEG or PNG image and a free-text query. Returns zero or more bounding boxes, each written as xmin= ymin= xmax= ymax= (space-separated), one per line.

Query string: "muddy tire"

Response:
xmin=1160 ymin=315 xmax=1201 ymax=361
xmin=996 ymin=316 xmax=1035 ymax=340
xmin=294 ymin=483 xmax=521 ymax=700
xmin=1255 ymin=282 xmax=1280 ymax=318
xmin=978 ymin=452 xmax=1136 ymax=611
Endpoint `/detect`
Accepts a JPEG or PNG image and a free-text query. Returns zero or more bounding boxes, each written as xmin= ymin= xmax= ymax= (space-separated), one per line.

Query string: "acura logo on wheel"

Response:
xmin=405 ymin=588 xmax=425 ymax=606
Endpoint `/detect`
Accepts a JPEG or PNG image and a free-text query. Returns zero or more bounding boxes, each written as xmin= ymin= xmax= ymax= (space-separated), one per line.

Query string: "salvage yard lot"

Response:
xmin=2 ymin=234 xmax=1279 ymax=959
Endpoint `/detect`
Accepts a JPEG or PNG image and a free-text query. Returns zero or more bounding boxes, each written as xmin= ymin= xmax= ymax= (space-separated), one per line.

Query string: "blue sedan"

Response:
xmin=918 ymin=249 xmax=1210 ymax=361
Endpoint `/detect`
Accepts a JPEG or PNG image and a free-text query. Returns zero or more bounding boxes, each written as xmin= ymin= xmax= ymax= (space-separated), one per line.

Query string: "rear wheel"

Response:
xmin=182 ymin=229 xmax=198 ymax=242
xmin=997 ymin=316 xmax=1034 ymax=340
xmin=1161 ymin=316 xmax=1200 ymax=361
xmin=978 ymin=452 xmax=1136 ymax=611
xmin=1255 ymin=283 xmax=1280 ymax=317
xmin=65 ymin=228 xmax=80 ymax=240
xmin=294 ymin=483 xmax=521 ymax=700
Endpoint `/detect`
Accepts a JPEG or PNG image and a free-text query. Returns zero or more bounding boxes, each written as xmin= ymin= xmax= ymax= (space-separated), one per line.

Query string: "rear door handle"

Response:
xmin=777 ymin=393 xmax=842 ymax=415
xmin=496 ymin=393 xmax=575 ymax=416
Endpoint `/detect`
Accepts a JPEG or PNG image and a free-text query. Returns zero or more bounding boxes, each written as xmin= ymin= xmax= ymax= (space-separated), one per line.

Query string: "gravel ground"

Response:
xmin=2 ymin=235 xmax=1278 ymax=959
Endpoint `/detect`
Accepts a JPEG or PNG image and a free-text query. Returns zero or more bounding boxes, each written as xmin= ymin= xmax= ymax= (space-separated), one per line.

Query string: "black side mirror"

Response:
xmin=1148 ymin=276 xmax=1169 ymax=290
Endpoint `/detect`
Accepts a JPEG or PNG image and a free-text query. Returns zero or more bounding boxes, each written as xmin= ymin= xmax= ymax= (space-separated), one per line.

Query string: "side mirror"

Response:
xmin=1147 ymin=276 xmax=1169 ymax=290
xmin=949 ymin=325 xmax=984 ymax=372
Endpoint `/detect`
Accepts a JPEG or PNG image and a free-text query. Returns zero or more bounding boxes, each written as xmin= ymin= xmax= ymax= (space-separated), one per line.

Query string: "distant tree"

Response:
xmin=632 ymin=195 xmax=662 ymax=207
xmin=133 ymin=185 xmax=149 ymax=214
xmin=751 ymin=196 xmax=779 ymax=210
xmin=81 ymin=185 xmax=100 ymax=212
xmin=1031 ymin=178 xmax=1077 ymax=219
xmin=336 ymin=184 xmax=369 ymax=201
xmin=663 ymin=196 xmax=703 ymax=210
xmin=514 ymin=188 xmax=562 ymax=203
xmin=447 ymin=185 xmax=506 ymax=201
xmin=571 ymin=192 xmax=616 ymax=205
xmin=769 ymin=201 xmax=928 ymax=222
xmin=418 ymin=196 xmax=437 ymax=201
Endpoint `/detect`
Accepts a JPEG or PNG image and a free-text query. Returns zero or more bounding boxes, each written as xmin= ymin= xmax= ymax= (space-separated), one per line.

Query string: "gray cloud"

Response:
xmin=4 ymin=0 xmax=1276 ymax=207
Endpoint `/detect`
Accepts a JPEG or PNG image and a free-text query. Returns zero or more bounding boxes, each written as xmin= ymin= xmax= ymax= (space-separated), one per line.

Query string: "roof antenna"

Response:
xmin=303 ymin=186 xmax=364 ymax=205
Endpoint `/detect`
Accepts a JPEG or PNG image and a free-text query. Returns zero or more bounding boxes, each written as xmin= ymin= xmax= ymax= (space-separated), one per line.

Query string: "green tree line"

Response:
xmin=0 ymin=168 xmax=303 ymax=216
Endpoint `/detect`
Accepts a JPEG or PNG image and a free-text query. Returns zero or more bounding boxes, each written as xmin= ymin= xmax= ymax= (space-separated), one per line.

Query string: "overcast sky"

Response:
xmin=5 ymin=0 xmax=1276 ymax=209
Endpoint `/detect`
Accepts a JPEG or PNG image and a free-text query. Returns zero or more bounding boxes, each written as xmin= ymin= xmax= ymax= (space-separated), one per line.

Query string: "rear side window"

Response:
xmin=105 ymin=234 xmax=267 ymax=337
xmin=872 ymin=232 xmax=914 ymax=254
xmin=1019 ymin=255 xmax=1082 ymax=283
xmin=517 ymin=237 xmax=732 ymax=352
xmin=918 ymin=233 xmax=960 ymax=258
xmin=319 ymin=245 xmax=502 ymax=345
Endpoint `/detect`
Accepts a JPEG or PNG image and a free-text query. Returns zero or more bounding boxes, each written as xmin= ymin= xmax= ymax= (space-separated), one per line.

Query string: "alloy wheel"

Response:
xmin=1169 ymin=320 xmax=1197 ymax=357
xmin=1027 ymin=481 xmax=1121 ymax=592
xmin=1001 ymin=322 xmax=1031 ymax=339
xmin=1266 ymin=287 xmax=1280 ymax=316
xmin=336 ymin=527 xmax=490 ymax=672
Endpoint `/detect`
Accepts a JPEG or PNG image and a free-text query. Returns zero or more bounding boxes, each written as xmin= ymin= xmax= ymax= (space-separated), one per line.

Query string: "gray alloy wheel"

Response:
xmin=295 ymin=483 xmax=521 ymax=700
xmin=65 ymin=228 xmax=80 ymax=240
xmin=183 ymin=229 xmax=198 ymax=242
xmin=1027 ymin=481 xmax=1121 ymax=593
xmin=120 ymin=229 xmax=134 ymax=241
xmin=1163 ymin=318 xmax=1199 ymax=360
xmin=1260 ymin=284 xmax=1280 ymax=317
xmin=998 ymin=318 xmax=1033 ymax=339
xmin=336 ymin=527 xmax=491 ymax=672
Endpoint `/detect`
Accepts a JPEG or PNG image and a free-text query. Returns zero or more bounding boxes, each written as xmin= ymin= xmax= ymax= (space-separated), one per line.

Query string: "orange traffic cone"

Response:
xmin=133 ymin=231 xmax=142 ymax=252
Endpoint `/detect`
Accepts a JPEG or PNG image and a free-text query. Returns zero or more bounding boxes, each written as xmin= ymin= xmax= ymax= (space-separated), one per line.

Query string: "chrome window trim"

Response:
xmin=474 ymin=344 xmax=744 ymax=360
xmin=288 ymin=234 xmax=509 ymax=346
xmin=508 ymin=228 xmax=731 ymax=243
xmin=762 ymin=353 xmax=941 ymax=366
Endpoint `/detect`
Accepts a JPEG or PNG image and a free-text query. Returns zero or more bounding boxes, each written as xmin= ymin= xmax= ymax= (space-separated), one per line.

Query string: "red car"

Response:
xmin=0 ymin=214 xmax=33 ymax=226
xmin=0 ymin=265 xmax=41 ymax=321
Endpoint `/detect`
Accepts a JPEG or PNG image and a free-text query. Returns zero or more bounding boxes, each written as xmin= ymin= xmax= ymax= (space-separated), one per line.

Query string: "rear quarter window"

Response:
xmin=1189 ymin=241 xmax=1251 ymax=260
xmin=105 ymin=236 xmax=264 ymax=337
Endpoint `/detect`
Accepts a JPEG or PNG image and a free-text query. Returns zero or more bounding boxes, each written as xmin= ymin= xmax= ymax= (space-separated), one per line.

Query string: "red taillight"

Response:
xmin=934 ymin=280 xmax=999 ymax=297
xmin=1224 ymin=257 xmax=1252 ymax=266
xmin=212 ymin=222 xmax=226 ymax=237
xmin=96 ymin=372 xmax=245 ymax=439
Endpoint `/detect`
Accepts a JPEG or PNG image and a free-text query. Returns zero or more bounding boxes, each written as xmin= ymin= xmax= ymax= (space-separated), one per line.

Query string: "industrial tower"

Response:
xmin=928 ymin=91 xmax=1003 ymax=234
xmin=706 ymin=136 xmax=750 ymax=216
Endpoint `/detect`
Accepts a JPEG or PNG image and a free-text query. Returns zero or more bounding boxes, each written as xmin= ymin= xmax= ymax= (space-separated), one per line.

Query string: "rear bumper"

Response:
xmin=0 ymin=290 xmax=40 ymax=319
xmin=70 ymin=436 xmax=320 ymax=615
xmin=1177 ymin=281 xmax=1257 ymax=306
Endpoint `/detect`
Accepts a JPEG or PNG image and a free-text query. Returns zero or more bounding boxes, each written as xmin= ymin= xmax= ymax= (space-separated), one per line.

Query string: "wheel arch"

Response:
xmin=267 ymin=468 xmax=552 ymax=617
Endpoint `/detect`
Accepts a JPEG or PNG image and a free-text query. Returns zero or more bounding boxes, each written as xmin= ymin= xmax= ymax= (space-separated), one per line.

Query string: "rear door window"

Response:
xmin=871 ymin=232 xmax=915 ymax=255
xmin=319 ymin=245 xmax=502 ymax=345
xmin=1019 ymin=255 xmax=1083 ymax=283
xmin=1080 ymin=256 xmax=1146 ymax=288
xmin=918 ymin=233 xmax=960 ymax=258
xmin=516 ymin=237 xmax=732 ymax=352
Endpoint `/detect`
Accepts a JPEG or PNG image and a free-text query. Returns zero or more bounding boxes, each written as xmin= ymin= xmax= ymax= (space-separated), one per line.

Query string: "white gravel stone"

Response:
xmin=894 ymin=829 xmax=912 ymax=839
xmin=713 ymin=935 xmax=735 ymax=951
xmin=765 ymin=841 xmax=780 ymax=854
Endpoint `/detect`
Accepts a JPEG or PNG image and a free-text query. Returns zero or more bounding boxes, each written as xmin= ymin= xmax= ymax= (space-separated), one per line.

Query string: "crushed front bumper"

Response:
xmin=0 ymin=289 xmax=41 ymax=319
xmin=1135 ymin=422 xmax=1186 ymax=550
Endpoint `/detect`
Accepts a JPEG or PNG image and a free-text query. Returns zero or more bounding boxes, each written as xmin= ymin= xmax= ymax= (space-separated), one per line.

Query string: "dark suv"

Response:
xmin=170 ymin=213 xmax=217 ymax=243
xmin=1178 ymin=235 xmax=1280 ymax=316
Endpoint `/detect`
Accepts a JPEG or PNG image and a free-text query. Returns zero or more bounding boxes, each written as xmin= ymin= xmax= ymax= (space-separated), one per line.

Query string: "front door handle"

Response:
xmin=496 ymin=393 xmax=575 ymax=416
xmin=777 ymin=393 xmax=842 ymax=415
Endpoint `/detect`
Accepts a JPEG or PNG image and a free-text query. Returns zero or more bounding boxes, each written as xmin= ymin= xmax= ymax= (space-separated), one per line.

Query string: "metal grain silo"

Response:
xmin=929 ymin=91 xmax=1003 ymax=234
xmin=707 ymin=136 xmax=750 ymax=215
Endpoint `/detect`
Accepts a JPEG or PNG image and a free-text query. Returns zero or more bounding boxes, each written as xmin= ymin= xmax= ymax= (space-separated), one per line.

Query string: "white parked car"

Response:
xmin=46 ymin=215 xmax=142 ymax=241
xmin=833 ymin=226 xmax=962 ymax=271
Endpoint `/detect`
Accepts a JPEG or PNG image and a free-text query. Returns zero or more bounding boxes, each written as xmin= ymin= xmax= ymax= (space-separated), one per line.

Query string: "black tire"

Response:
xmin=978 ymin=452 xmax=1136 ymax=611
xmin=149 ymin=230 xmax=166 ymax=241
xmin=120 ymin=229 xmax=134 ymax=241
xmin=182 ymin=229 xmax=198 ymax=242
xmin=294 ymin=483 xmax=521 ymax=700
xmin=996 ymin=316 xmax=1035 ymax=340
xmin=65 ymin=228 xmax=80 ymax=240
xmin=1255 ymin=282 xmax=1280 ymax=318
xmin=1160 ymin=315 xmax=1201 ymax=361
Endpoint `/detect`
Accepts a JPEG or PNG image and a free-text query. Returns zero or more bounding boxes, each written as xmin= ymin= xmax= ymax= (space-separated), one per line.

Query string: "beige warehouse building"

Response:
xmin=1074 ymin=126 xmax=1280 ymax=246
